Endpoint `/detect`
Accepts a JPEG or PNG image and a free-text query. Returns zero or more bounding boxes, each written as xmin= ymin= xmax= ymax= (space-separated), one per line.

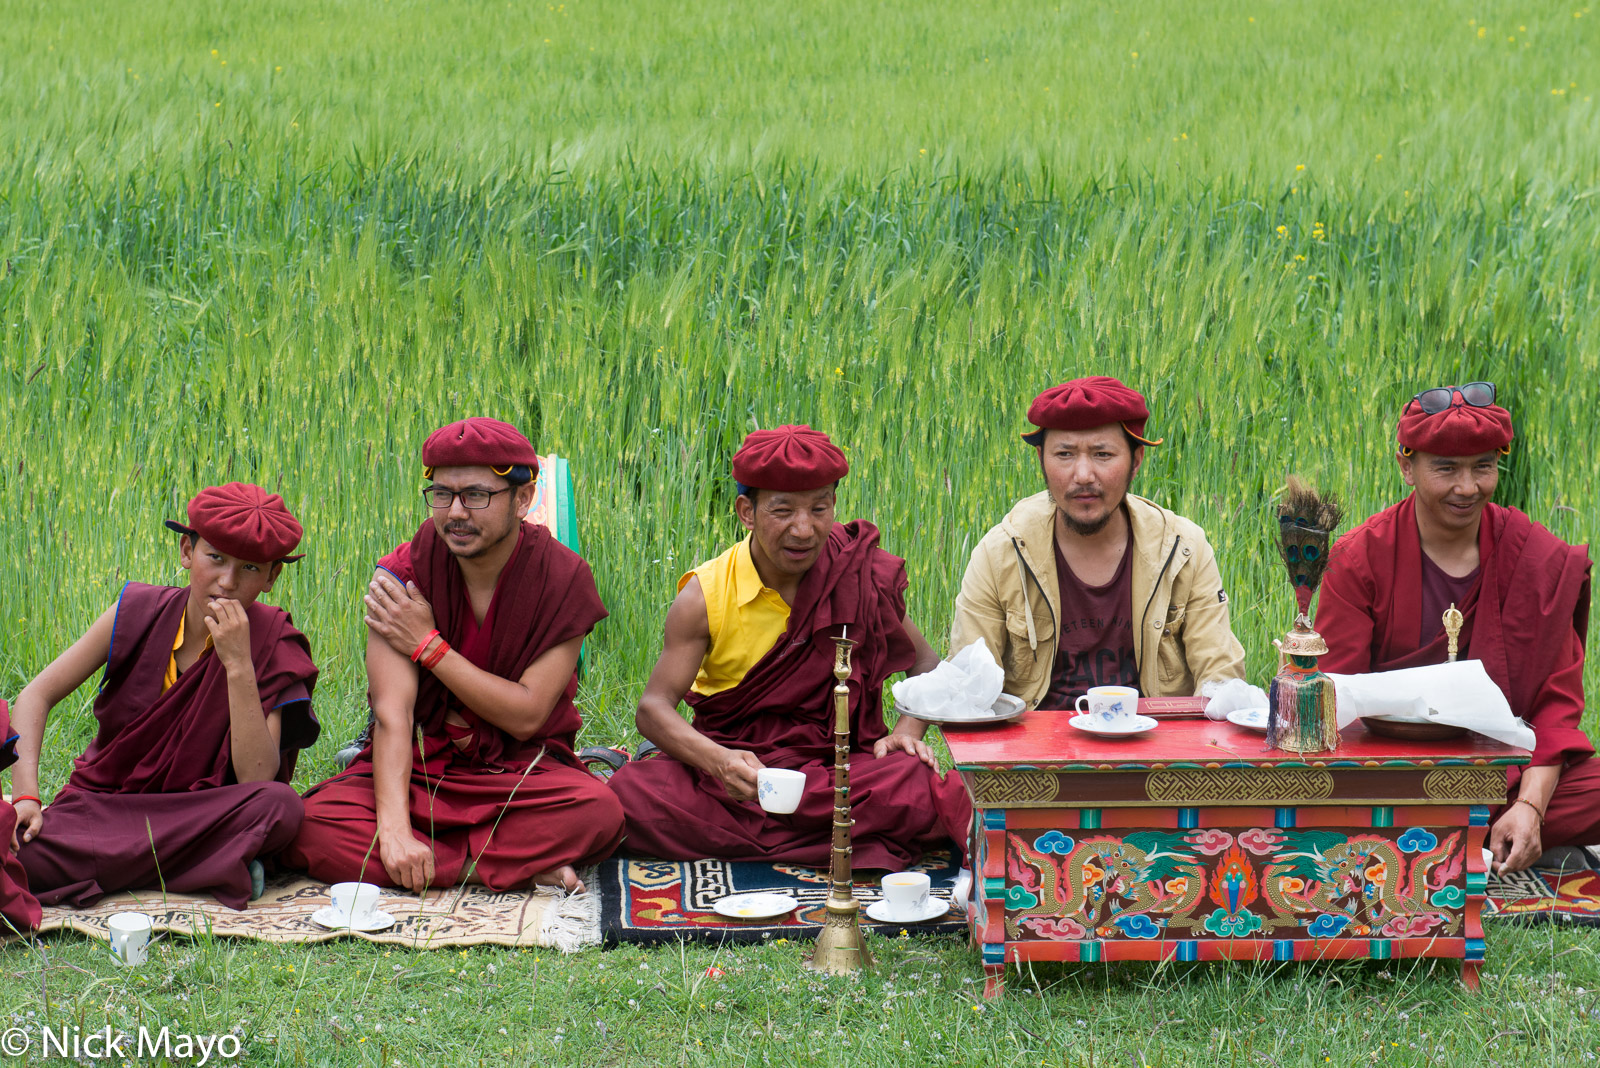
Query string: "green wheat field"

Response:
xmin=2 ymin=0 xmax=1599 ymax=1063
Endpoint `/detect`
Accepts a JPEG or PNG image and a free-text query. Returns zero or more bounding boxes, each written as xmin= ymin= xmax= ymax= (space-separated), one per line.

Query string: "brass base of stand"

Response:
xmin=805 ymin=896 xmax=874 ymax=974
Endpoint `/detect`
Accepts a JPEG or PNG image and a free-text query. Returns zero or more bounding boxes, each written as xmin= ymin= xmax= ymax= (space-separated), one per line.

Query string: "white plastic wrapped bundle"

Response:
xmin=891 ymin=638 xmax=1005 ymax=719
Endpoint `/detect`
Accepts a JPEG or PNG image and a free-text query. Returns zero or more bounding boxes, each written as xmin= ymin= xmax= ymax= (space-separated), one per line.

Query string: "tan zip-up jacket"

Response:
xmin=949 ymin=491 xmax=1245 ymax=708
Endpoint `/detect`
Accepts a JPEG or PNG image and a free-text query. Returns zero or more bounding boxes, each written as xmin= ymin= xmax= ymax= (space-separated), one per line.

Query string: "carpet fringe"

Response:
xmin=539 ymin=866 xmax=602 ymax=951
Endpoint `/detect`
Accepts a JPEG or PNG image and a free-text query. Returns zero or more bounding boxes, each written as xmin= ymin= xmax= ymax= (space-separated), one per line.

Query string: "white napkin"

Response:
xmin=1200 ymin=678 xmax=1270 ymax=721
xmin=892 ymin=638 xmax=1005 ymax=718
xmin=1324 ymin=660 xmax=1534 ymax=750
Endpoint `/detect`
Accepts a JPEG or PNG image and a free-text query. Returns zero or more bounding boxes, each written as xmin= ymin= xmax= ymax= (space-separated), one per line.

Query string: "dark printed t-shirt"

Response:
xmin=1041 ymin=533 xmax=1139 ymax=708
xmin=1418 ymin=551 xmax=1481 ymax=647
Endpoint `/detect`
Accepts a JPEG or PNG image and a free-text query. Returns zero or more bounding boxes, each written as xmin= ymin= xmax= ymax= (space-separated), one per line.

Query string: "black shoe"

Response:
xmin=579 ymin=746 xmax=629 ymax=780
xmin=334 ymin=715 xmax=374 ymax=769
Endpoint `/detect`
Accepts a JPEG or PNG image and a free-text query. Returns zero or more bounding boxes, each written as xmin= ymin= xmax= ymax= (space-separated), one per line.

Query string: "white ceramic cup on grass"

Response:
xmin=881 ymin=872 xmax=932 ymax=920
xmin=1074 ymin=685 xmax=1141 ymax=727
xmin=756 ymin=768 xmax=807 ymax=814
xmin=108 ymin=912 xmax=153 ymax=966
xmin=329 ymin=881 xmax=383 ymax=927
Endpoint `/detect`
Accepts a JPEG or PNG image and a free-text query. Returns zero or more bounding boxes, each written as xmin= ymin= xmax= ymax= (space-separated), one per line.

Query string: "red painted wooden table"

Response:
xmin=943 ymin=705 xmax=1528 ymax=998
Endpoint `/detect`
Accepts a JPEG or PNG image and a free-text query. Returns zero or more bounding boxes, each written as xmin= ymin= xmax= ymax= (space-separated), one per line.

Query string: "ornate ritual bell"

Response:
xmin=1267 ymin=478 xmax=1344 ymax=754
xmin=806 ymin=626 xmax=874 ymax=974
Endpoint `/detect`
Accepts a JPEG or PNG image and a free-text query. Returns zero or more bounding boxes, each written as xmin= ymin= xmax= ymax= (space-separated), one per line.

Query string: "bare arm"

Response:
xmin=635 ymin=578 xmax=764 ymax=802
xmin=365 ymin=622 xmax=436 ymax=892
xmin=876 ymin=614 xmax=940 ymax=769
xmin=9 ymin=603 xmax=117 ymax=846
xmin=204 ymin=598 xmax=284 ymax=783
xmin=365 ymin=572 xmax=582 ymax=742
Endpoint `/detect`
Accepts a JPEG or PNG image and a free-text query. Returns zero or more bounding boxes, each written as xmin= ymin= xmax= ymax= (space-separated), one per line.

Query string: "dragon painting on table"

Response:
xmin=1005 ymin=826 xmax=1466 ymax=942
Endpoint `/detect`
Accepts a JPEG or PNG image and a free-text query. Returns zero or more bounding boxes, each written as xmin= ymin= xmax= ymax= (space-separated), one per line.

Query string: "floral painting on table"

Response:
xmin=1005 ymin=826 xmax=1466 ymax=942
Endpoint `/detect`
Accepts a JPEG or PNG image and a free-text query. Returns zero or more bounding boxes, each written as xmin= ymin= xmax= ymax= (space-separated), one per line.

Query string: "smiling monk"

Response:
xmin=283 ymin=418 xmax=622 ymax=894
xmin=12 ymin=484 xmax=318 ymax=909
xmin=608 ymin=425 xmax=969 ymax=869
xmin=1317 ymin=384 xmax=1596 ymax=875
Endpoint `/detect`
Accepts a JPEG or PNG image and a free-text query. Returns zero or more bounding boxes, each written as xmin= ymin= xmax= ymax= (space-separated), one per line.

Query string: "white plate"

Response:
xmin=1227 ymin=707 xmax=1271 ymax=732
xmin=712 ymin=893 xmax=799 ymax=920
xmin=895 ymin=693 xmax=1026 ymax=726
xmin=865 ymin=898 xmax=951 ymax=924
xmin=1068 ymin=713 xmax=1158 ymax=738
xmin=311 ymin=906 xmax=396 ymax=933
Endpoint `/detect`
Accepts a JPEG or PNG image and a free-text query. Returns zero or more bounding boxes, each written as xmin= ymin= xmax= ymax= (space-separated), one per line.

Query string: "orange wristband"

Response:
xmin=1512 ymin=796 xmax=1546 ymax=824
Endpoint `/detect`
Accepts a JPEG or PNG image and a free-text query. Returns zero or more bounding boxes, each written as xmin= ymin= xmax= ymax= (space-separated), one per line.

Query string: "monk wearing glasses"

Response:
xmin=1317 ymin=383 xmax=1597 ymax=875
xmin=284 ymin=418 xmax=622 ymax=894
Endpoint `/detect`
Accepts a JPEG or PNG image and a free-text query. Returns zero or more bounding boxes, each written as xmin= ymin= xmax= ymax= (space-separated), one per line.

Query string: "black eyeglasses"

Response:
xmin=421 ymin=486 xmax=513 ymax=510
xmin=1409 ymin=381 xmax=1496 ymax=415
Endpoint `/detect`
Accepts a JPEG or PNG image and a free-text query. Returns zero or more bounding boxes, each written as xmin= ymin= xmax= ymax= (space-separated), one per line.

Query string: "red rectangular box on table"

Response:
xmin=942 ymin=709 xmax=1529 ymax=998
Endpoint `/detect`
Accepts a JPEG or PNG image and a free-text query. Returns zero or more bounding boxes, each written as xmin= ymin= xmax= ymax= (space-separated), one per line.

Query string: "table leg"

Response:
xmin=982 ymin=964 xmax=1005 ymax=1001
xmin=1462 ymin=961 xmax=1481 ymax=991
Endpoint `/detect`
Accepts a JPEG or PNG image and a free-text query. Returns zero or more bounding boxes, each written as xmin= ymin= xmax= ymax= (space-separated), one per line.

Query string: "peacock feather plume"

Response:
xmin=1277 ymin=476 xmax=1343 ymax=619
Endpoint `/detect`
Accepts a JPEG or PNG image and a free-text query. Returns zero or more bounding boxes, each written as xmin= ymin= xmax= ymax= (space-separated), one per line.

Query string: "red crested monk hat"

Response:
xmin=1021 ymin=375 xmax=1163 ymax=447
xmin=1396 ymin=395 xmax=1514 ymax=457
xmin=164 ymin=482 xmax=305 ymax=563
xmin=421 ymin=417 xmax=540 ymax=480
xmin=731 ymin=425 xmax=849 ymax=492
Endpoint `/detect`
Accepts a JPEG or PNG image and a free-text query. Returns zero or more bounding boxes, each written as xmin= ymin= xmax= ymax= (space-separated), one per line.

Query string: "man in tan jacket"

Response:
xmin=950 ymin=377 xmax=1249 ymax=709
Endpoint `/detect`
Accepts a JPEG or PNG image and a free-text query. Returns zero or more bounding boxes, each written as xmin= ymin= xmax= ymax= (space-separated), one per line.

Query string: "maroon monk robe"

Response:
xmin=609 ymin=521 xmax=972 ymax=870
xmin=1317 ymin=496 xmax=1600 ymax=846
xmin=0 ymin=699 xmax=42 ymax=932
xmin=19 ymin=583 xmax=319 ymax=909
xmin=284 ymin=521 xmax=624 ymax=890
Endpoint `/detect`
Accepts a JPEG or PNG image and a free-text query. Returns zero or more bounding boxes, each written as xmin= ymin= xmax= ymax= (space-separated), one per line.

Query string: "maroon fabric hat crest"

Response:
xmin=1396 ymin=397 xmax=1514 ymax=457
xmin=165 ymin=482 xmax=304 ymax=563
xmin=421 ymin=417 xmax=539 ymax=475
xmin=1021 ymin=376 xmax=1161 ymax=446
xmin=731 ymin=425 xmax=849 ymax=492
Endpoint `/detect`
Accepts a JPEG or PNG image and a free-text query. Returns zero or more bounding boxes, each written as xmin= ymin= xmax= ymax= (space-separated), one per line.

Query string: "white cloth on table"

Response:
xmin=1200 ymin=677 xmax=1270 ymax=721
xmin=1324 ymin=659 xmax=1534 ymax=750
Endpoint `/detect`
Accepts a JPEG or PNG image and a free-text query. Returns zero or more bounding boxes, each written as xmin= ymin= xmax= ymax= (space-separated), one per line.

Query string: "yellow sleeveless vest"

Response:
xmin=680 ymin=537 xmax=791 ymax=696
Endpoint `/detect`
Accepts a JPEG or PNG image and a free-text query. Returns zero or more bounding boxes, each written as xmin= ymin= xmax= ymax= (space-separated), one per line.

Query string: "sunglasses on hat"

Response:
xmin=1408 ymin=381 xmax=1496 ymax=415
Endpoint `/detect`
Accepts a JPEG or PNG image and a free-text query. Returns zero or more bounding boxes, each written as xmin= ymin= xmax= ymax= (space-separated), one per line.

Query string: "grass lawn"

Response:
xmin=2 ymin=0 xmax=1599 ymax=1062
xmin=5 ymin=924 xmax=1600 ymax=1066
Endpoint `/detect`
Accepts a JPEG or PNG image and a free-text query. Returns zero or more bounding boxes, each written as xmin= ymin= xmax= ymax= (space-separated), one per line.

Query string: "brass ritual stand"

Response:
xmin=806 ymin=627 xmax=874 ymax=974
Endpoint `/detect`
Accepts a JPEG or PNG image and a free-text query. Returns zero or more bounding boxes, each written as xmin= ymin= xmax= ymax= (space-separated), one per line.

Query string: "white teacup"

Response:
xmin=881 ymin=871 xmax=932 ymax=919
xmin=329 ymin=881 xmax=383 ymax=927
xmin=756 ymin=768 xmax=807 ymax=815
xmin=108 ymin=912 xmax=152 ymax=966
xmin=1074 ymin=685 xmax=1140 ymax=726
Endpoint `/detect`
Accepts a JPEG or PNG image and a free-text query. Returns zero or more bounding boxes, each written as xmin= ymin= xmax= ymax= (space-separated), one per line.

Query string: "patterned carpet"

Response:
xmin=34 ymin=871 xmax=600 ymax=950
xmin=1486 ymin=848 xmax=1600 ymax=926
xmin=598 ymin=850 xmax=966 ymax=945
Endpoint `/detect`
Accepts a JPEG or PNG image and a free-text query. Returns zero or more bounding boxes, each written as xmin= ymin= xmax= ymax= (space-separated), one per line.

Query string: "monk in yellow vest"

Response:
xmin=608 ymin=425 xmax=970 ymax=869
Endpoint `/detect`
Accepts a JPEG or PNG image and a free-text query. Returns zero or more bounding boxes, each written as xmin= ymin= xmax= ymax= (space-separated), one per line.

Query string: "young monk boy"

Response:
xmin=608 ymin=425 xmax=969 ymax=870
xmin=1317 ymin=384 xmax=1597 ymax=874
xmin=283 ymin=418 xmax=623 ymax=894
xmin=12 ymin=483 xmax=319 ymax=909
